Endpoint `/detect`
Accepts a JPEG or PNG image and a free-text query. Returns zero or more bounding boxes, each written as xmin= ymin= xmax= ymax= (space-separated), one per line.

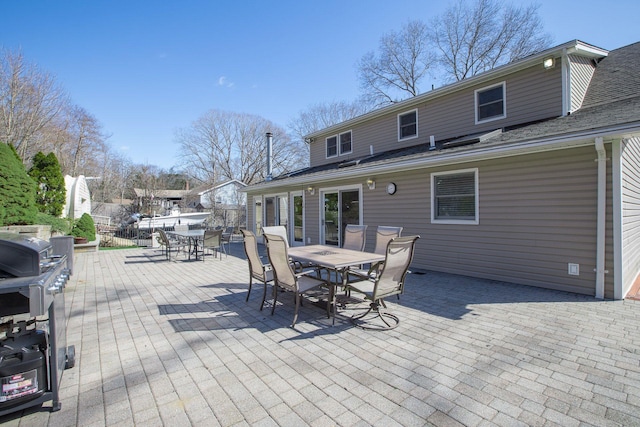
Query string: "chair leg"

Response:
xmin=292 ymin=292 xmax=300 ymax=327
xmin=260 ymin=281 xmax=268 ymax=311
xmin=246 ymin=276 xmax=253 ymax=302
xmin=271 ymin=285 xmax=278 ymax=315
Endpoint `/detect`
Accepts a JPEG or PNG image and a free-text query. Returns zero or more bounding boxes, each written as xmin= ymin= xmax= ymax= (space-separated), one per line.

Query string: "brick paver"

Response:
xmin=2 ymin=242 xmax=640 ymax=426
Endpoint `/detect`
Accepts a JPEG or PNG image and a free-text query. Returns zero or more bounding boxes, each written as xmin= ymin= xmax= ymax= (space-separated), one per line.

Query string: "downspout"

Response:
xmin=595 ymin=137 xmax=606 ymax=299
xmin=561 ymin=48 xmax=570 ymax=116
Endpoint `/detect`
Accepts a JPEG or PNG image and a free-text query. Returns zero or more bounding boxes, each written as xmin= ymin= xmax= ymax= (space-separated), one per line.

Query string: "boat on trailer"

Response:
xmin=134 ymin=208 xmax=210 ymax=230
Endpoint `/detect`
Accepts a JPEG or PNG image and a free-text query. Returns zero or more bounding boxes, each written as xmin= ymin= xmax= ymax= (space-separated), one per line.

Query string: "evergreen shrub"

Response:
xmin=71 ymin=213 xmax=96 ymax=241
xmin=0 ymin=143 xmax=38 ymax=226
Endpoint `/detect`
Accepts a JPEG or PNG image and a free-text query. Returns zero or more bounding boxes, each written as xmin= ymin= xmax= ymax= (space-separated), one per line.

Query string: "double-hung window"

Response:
xmin=431 ymin=169 xmax=478 ymax=224
xmin=339 ymin=131 xmax=352 ymax=155
xmin=475 ymin=82 xmax=506 ymax=123
xmin=398 ymin=110 xmax=417 ymax=141
xmin=327 ymin=131 xmax=352 ymax=158
xmin=326 ymin=136 xmax=338 ymax=158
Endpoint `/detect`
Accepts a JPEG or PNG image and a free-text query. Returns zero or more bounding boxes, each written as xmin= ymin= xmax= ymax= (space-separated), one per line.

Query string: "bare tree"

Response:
xmin=357 ymin=0 xmax=552 ymax=105
xmin=176 ymin=109 xmax=307 ymax=185
xmin=0 ymin=48 xmax=67 ymax=160
xmin=357 ymin=20 xmax=432 ymax=106
xmin=288 ymin=99 xmax=373 ymax=144
xmin=431 ymin=0 xmax=552 ymax=81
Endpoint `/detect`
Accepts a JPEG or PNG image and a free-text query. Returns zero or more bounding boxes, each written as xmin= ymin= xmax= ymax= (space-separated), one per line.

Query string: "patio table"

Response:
xmin=287 ymin=245 xmax=385 ymax=323
xmin=167 ymin=229 xmax=205 ymax=260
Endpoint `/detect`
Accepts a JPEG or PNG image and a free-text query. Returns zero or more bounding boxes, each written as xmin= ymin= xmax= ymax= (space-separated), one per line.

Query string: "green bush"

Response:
xmin=71 ymin=213 xmax=96 ymax=241
xmin=29 ymin=152 xmax=66 ymax=217
xmin=36 ymin=212 xmax=73 ymax=235
xmin=0 ymin=143 xmax=38 ymax=226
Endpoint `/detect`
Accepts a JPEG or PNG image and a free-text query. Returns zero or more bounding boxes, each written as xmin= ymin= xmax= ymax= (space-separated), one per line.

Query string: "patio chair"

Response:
xmin=157 ymin=229 xmax=187 ymax=260
xmin=263 ymin=233 xmax=328 ymax=327
xmin=222 ymin=226 xmax=234 ymax=248
xmin=349 ymin=225 xmax=403 ymax=281
xmin=347 ymin=235 xmax=419 ymax=330
xmin=342 ymin=224 xmax=368 ymax=251
xmin=262 ymin=225 xmax=314 ymax=273
xmin=202 ymin=229 xmax=226 ymax=260
xmin=261 ymin=226 xmax=289 ymax=247
xmin=240 ymin=229 xmax=273 ymax=308
xmin=328 ymin=224 xmax=368 ymax=285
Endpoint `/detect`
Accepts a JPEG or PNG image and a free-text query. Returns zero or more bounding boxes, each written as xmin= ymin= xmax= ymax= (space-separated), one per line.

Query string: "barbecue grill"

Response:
xmin=0 ymin=232 xmax=75 ymax=416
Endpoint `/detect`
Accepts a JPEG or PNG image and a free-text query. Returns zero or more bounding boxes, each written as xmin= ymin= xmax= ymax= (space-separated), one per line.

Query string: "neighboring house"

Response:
xmin=242 ymin=40 xmax=640 ymax=300
xmin=187 ymin=179 xmax=247 ymax=209
xmin=133 ymin=188 xmax=191 ymax=215
xmin=186 ymin=179 xmax=247 ymax=227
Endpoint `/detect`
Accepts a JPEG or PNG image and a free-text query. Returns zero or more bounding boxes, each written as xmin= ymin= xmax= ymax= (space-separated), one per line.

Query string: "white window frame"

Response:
xmin=431 ymin=168 xmax=479 ymax=225
xmin=326 ymin=135 xmax=338 ymax=158
xmin=339 ymin=130 xmax=352 ymax=155
xmin=475 ymin=82 xmax=506 ymax=124
xmin=398 ymin=109 xmax=418 ymax=141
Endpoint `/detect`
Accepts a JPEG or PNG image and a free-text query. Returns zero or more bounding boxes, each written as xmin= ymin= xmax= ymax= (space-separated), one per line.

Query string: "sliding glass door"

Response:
xmin=321 ymin=188 xmax=361 ymax=246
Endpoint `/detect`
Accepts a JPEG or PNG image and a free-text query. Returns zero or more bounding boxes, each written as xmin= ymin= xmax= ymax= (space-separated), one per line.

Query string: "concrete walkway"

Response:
xmin=2 ymin=241 xmax=640 ymax=426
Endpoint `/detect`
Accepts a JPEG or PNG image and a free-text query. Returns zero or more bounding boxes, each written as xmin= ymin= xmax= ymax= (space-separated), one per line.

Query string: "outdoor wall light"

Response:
xmin=307 ymin=186 xmax=315 ymax=195
xmin=366 ymin=178 xmax=376 ymax=190
xmin=543 ymin=57 xmax=555 ymax=69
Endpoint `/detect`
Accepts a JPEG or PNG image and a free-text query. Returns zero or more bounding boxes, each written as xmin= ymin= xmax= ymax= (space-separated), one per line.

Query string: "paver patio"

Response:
xmin=1 ymin=241 xmax=640 ymax=426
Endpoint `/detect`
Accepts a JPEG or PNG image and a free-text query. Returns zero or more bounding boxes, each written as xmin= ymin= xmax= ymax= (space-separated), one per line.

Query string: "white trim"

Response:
xmin=430 ymin=168 xmax=479 ymax=225
xmin=398 ymin=109 xmax=418 ymax=141
xmin=594 ymin=138 xmax=606 ymax=299
xmin=475 ymin=82 xmax=506 ymax=124
xmin=612 ymin=139 xmax=623 ymax=299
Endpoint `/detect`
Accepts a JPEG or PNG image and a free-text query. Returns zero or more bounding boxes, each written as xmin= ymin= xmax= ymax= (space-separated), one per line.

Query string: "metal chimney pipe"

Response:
xmin=266 ymin=132 xmax=273 ymax=181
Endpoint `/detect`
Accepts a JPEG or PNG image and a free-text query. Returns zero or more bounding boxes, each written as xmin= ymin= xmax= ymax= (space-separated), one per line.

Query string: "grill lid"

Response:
xmin=0 ymin=232 xmax=52 ymax=277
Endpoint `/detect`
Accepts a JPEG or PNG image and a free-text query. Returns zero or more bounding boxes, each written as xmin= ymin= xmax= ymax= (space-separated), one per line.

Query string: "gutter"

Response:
xmin=594 ymin=137 xmax=607 ymax=299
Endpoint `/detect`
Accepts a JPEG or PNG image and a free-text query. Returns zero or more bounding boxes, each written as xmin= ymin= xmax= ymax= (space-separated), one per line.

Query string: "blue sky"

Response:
xmin=2 ymin=0 xmax=638 ymax=170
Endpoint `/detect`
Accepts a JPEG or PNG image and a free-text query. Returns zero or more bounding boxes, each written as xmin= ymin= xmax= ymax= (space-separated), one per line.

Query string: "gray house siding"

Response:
xmin=621 ymin=138 xmax=640 ymax=296
xmin=569 ymin=54 xmax=597 ymax=112
xmin=309 ymin=64 xmax=563 ymax=167
xmin=351 ymin=146 xmax=602 ymax=295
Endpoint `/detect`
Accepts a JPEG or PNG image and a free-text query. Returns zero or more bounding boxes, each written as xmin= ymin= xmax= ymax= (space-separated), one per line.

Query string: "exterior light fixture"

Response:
xmin=366 ymin=178 xmax=376 ymax=190
xmin=307 ymin=186 xmax=315 ymax=195
xmin=543 ymin=57 xmax=555 ymax=69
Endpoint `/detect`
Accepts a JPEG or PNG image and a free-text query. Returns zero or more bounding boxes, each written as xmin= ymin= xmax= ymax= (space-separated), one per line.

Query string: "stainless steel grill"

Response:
xmin=0 ymin=232 xmax=75 ymax=415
